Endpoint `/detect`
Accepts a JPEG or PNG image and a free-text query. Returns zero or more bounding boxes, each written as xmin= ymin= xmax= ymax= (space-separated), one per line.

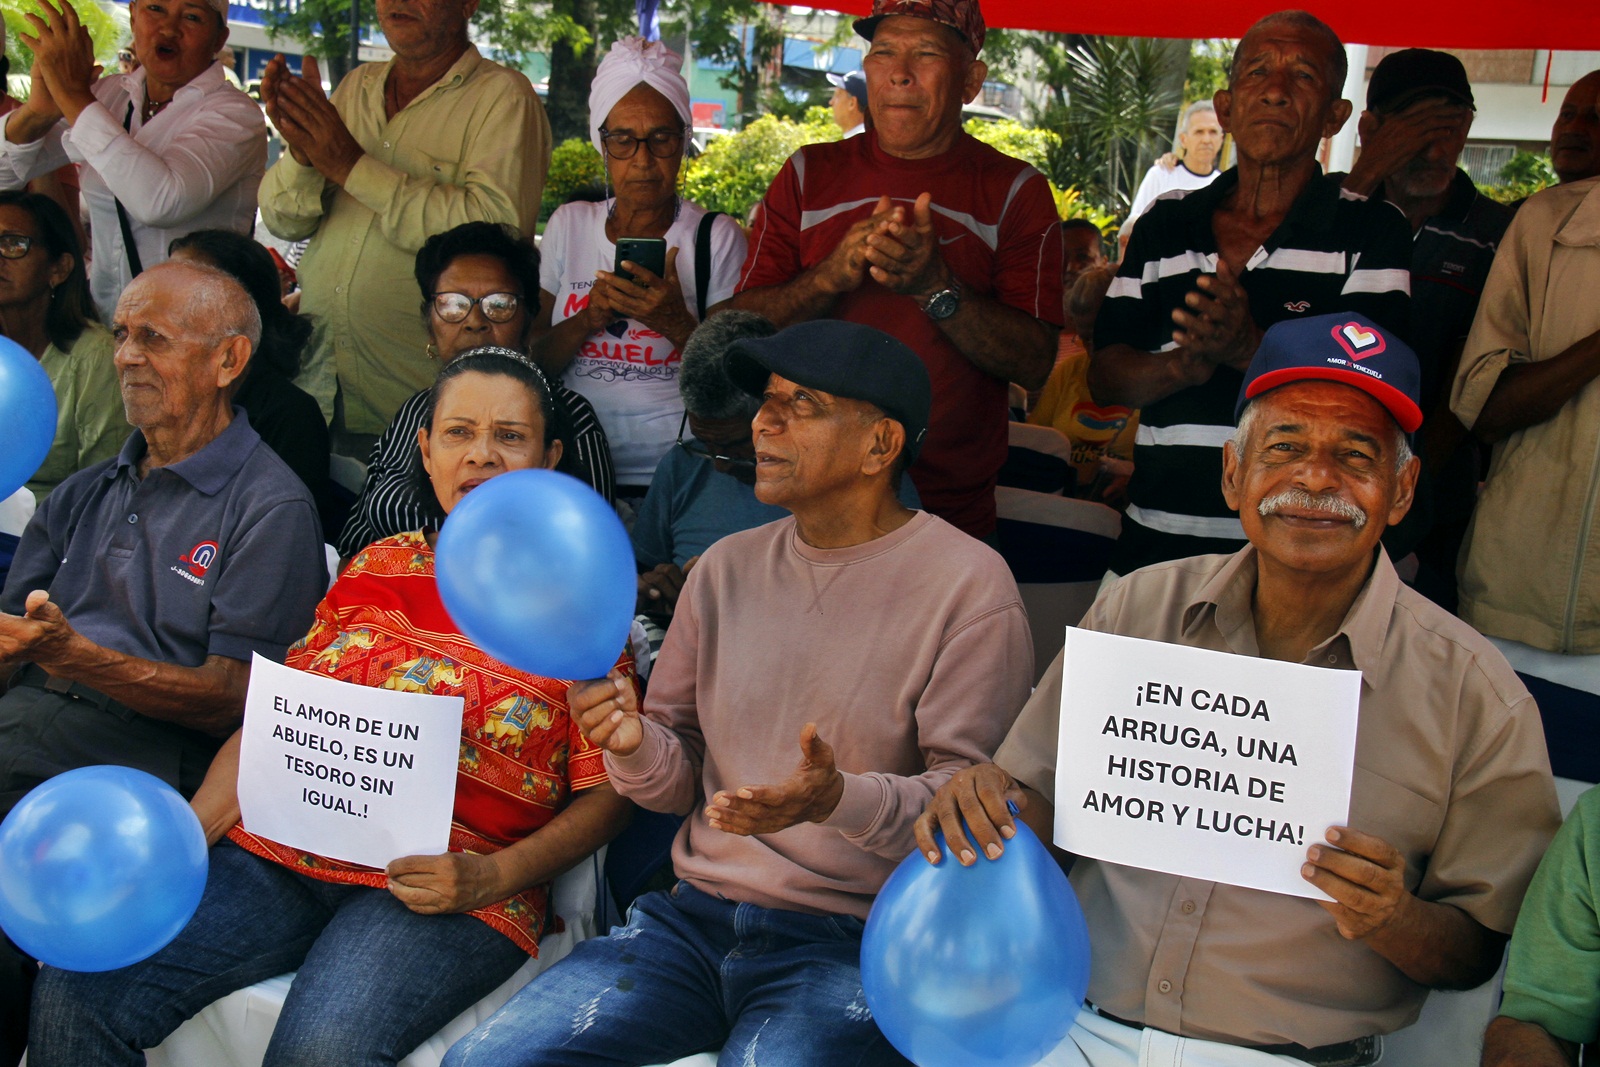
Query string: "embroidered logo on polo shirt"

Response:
xmin=171 ymin=541 xmax=219 ymax=586
xmin=1283 ymin=300 xmax=1311 ymax=313
xmin=1333 ymin=321 xmax=1386 ymax=361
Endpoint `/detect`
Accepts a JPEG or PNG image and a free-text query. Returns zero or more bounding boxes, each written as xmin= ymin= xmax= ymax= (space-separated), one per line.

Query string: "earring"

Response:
xmin=426 ymin=343 xmax=440 ymax=361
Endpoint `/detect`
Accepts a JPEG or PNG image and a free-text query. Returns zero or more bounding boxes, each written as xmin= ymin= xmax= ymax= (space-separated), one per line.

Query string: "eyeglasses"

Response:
xmin=676 ymin=411 xmax=754 ymax=467
xmin=599 ymin=127 xmax=686 ymax=160
xmin=432 ymin=291 xmax=520 ymax=323
xmin=0 ymin=234 xmax=36 ymax=260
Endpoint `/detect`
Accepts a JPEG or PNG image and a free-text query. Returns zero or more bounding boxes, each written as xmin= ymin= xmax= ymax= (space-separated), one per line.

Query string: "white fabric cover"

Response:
xmin=144 ymin=849 xmax=606 ymax=1067
xmin=0 ymin=487 xmax=37 ymax=538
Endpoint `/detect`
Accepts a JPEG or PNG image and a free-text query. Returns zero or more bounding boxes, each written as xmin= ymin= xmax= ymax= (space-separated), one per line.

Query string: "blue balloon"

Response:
xmin=0 ymin=333 xmax=58 ymax=500
xmin=0 ymin=765 xmax=209 ymax=972
xmin=861 ymin=817 xmax=1092 ymax=1067
xmin=434 ymin=468 xmax=635 ymax=681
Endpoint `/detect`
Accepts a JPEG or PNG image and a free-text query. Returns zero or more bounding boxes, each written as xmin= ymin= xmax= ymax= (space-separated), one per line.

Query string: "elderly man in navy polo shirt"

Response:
xmin=0 ymin=259 xmax=324 ymax=812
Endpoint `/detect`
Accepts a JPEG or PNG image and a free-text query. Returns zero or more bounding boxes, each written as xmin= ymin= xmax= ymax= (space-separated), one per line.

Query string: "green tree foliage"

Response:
xmin=541 ymin=136 xmax=606 ymax=220
xmin=1184 ymin=39 xmax=1233 ymax=105
xmin=660 ymin=0 xmax=783 ymax=126
xmin=990 ymin=31 xmax=1184 ymax=224
xmin=261 ymin=0 xmax=360 ymax=84
xmin=1479 ymin=149 xmax=1556 ymax=203
xmin=963 ymin=120 xmax=1116 ymax=234
xmin=680 ymin=106 xmax=837 ymax=217
xmin=1053 ymin=36 xmax=1183 ymax=216
xmin=4 ymin=0 xmax=122 ymax=92
xmin=963 ymin=116 xmax=1058 ymax=172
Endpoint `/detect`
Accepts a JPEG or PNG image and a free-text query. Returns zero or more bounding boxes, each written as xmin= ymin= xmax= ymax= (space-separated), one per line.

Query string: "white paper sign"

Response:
xmin=1054 ymin=628 xmax=1361 ymax=899
xmin=237 ymin=653 xmax=464 ymax=870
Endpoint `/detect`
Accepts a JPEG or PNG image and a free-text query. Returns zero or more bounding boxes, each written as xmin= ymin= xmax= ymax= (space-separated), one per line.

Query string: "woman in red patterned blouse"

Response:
xmin=27 ymin=348 xmax=635 ymax=1067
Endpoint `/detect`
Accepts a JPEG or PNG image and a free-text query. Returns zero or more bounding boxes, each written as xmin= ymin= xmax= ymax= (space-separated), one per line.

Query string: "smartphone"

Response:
xmin=614 ymin=237 xmax=668 ymax=283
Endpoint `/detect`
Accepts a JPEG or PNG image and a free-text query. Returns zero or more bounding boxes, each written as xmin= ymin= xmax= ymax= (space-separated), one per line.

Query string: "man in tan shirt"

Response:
xmin=257 ymin=0 xmax=551 ymax=449
xmin=918 ymin=312 xmax=1559 ymax=1067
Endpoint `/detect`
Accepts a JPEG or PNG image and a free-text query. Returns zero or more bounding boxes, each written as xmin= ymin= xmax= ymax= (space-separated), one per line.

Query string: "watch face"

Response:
xmin=925 ymin=288 xmax=959 ymax=320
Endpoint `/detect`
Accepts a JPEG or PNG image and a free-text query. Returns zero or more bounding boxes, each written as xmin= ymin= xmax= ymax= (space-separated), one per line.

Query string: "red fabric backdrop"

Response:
xmin=802 ymin=0 xmax=1600 ymax=51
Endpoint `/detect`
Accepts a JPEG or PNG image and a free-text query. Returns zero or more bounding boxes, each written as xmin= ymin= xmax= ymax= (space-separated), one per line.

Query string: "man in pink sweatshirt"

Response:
xmin=442 ymin=320 xmax=1035 ymax=1067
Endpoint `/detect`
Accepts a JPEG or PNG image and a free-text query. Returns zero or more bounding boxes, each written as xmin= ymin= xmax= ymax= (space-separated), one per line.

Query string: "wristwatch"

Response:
xmin=920 ymin=278 xmax=961 ymax=321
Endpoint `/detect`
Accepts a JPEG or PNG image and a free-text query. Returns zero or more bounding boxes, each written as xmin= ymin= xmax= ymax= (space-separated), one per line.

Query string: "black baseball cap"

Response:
xmin=1367 ymin=49 xmax=1475 ymax=113
xmin=724 ymin=320 xmax=932 ymax=463
xmin=1237 ymin=312 xmax=1423 ymax=433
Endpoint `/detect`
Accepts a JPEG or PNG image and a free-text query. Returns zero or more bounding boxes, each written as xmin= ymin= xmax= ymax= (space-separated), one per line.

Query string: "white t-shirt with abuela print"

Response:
xmin=540 ymin=198 xmax=747 ymax=486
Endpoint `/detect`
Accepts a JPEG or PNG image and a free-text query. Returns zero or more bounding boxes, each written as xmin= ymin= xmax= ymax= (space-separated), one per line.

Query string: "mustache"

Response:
xmin=1257 ymin=488 xmax=1367 ymax=529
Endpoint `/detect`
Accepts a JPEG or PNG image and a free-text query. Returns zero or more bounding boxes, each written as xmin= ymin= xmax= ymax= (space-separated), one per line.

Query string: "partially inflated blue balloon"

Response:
xmin=862 ymin=817 xmax=1091 ymax=1067
xmin=0 ymin=334 xmax=58 ymax=499
xmin=434 ymin=468 xmax=634 ymax=681
xmin=0 ymin=766 xmax=209 ymax=972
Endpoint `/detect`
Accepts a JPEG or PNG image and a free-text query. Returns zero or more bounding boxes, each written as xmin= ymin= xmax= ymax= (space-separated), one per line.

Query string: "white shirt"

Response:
xmin=1125 ymin=161 xmax=1220 ymax=229
xmin=540 ymin=198 xmax=747 ymax=485
xmin=0 ymin=63 xmax=266 ymax=317
xmin=842 ymin=122 xmax=866 ymax=138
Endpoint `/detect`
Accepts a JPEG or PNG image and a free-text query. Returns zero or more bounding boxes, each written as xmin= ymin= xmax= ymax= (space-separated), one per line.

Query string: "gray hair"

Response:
xmin=1232 ymin=396 xmax=1414 ymax=473
xmin=1228 ymin=11 xmax=1348 ymax=103
xmin=679 ymin=310 xmax=776 ymax=420
xmin=122 ymin=260 xmax=263 ymax=356
xmin=1180 ymin=100 xmax=1217 ymax=128
xmin=172 ymin=260 xmax=263 ymax=354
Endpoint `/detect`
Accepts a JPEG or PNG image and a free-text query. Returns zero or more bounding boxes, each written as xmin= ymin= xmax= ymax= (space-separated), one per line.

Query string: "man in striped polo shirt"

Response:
xmin=1092 ymin=10 xmax=1412 ymax=577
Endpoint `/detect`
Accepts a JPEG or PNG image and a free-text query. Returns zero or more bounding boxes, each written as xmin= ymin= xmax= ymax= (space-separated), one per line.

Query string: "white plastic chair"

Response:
xmin=993 ymin=487 xmax=1121 ymax=682
xmin=328 ymin=453 xmax=369 ymax=496
xmin=1001 ymin=423 xmax=1077 ymax=496
xmin=144 ymin=848 xmax=607 ymax=1067
xmin=0 ymin=486 xmax=36 ymax=538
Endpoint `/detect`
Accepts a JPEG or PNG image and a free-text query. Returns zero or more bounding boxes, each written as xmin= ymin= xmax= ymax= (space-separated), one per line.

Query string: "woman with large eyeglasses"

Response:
xmin=0 ymin=190 xmax=124 ymax=499
xmin=531 ymin=37 xmax=747 ymax=511
xmin=335 ymin=221 xmax=616 ymax=560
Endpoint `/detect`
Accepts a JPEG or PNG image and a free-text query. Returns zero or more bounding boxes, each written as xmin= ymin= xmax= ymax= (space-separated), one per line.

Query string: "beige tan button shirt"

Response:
xmin=260 ymin=46 xmax=552 ymax=435
xmin=996 ymin=547 xmax=1559 ymax=1049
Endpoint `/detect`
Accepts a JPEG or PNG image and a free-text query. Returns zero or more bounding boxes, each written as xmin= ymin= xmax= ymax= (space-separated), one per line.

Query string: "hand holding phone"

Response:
xmin=614 ymin=237 xmax=668 ymax=284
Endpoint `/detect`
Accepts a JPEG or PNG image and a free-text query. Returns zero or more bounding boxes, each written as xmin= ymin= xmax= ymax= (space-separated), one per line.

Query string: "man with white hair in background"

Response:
xmin=1119 ymin=101 xmax=1224 ymax=255
xmin=0 ymin=0 xmax=265 ymax=317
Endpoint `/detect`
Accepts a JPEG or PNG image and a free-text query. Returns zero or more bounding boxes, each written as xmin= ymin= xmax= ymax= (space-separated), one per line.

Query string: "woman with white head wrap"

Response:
xmin=531 ymin=37 xmax=748 ymax=504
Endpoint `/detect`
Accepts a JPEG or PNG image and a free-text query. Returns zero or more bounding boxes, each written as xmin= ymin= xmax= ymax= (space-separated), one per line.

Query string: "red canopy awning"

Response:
xmin=807 ymin=0 xmax=1600 ymax=52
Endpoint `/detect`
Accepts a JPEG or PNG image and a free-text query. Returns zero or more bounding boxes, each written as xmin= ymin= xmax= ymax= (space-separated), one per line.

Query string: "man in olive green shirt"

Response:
xmin=258 ymin=0 xmax=550 ymax=445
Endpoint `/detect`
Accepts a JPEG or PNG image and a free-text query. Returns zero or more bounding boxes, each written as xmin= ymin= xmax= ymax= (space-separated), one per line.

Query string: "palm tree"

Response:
xmin=1060 ymin=36 xmax=1185 ymax=215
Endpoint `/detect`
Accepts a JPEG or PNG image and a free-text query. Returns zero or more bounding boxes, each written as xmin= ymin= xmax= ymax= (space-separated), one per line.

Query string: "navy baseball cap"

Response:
xmin=724 ymin=320 xmax=932 ymax=463
xmin=1236 ymin=313 xmax=1423 ymax=433
xmin=827 ymin=71 xmax=869 ymax=110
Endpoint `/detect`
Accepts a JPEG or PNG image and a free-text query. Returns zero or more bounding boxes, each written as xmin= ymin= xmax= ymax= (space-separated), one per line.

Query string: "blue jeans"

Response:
xmin=443 ymin=881 xmax=910 ymax=1067
xmin=28 ymin=840 xmax=527 ymax=1067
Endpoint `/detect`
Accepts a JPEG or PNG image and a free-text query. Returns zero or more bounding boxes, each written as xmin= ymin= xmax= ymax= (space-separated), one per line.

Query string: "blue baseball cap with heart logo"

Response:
xmin=1236 ymin=312 xmax=1423 ymax=433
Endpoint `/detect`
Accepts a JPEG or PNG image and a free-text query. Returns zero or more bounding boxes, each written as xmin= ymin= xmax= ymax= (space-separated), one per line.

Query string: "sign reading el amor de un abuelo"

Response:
xmin=237 ymin=654 xmax=463 ymax=870
xmin=1055 ymin=628 xmax=1361 ymax=900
